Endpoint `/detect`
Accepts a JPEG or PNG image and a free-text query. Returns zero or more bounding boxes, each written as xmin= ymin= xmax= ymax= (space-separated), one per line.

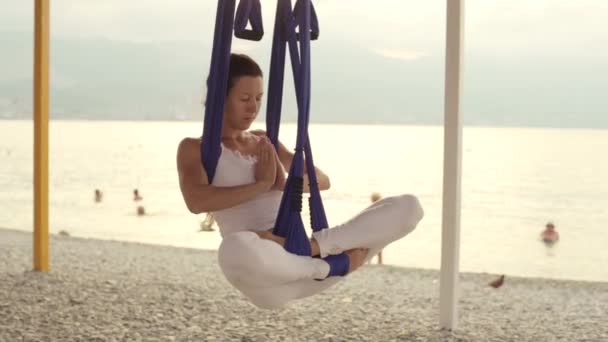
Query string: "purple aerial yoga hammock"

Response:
xmin=201 ymin=0 xmax=349 ymax=279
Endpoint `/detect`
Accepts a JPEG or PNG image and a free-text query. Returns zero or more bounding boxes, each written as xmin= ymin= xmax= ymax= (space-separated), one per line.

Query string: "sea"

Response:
xmin=1 ymin=120 xmax=607 ymax=282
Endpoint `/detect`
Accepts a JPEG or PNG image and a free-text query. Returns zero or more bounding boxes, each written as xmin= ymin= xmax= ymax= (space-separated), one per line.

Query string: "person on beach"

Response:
xmin=133 ymin=189 xmax=143 ymax=202
xmin=199 ymin=213 xmax=216 ymax=232
xmin=94 ymin=189 xmax=103 ymax=203
xmin=132 ymin=189 xmax=145 ymax=216
xmin=368 ymin=192 xmax=383 ymax=265
xmin=540 ymin=222 xmax=559 ymax=244
xmin=176 ymin=53 xmax=424 ymax=309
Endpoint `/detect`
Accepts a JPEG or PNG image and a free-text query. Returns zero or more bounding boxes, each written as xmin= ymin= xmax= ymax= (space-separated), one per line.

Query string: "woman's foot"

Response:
xmin=255 ymin=229 xmax=286 ymax=247
xmin=310 ymin=238 xmax=321 ymax=257
xmin=345 ymin=248 xmax=369 ymax=274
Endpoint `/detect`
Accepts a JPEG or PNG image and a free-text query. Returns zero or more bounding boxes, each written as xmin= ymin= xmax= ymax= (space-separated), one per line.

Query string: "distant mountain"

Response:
xmin=0 ymin=32 xmax=208 ymax=121
xmin=1 ymin=31 xmax=606 ymax=128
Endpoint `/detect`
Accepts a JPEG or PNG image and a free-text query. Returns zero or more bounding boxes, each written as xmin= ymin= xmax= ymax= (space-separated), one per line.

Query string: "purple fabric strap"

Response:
xmin=267 ymin=0 xmax=329 ymax=258
xmin=234 ymin=0 xmax=264 ymax=41
xmin=202 ymin=0 xmax=348 ymax=278
xmin=200 ymin=0 xmax=236 ymax=184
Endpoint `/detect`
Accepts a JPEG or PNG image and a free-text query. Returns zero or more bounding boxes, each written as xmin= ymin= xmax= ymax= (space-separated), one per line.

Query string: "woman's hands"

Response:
xmin=254 ymin=137 xmax=277 ymax=191
xmin=255 ymin=137 xmax=286 ymax=191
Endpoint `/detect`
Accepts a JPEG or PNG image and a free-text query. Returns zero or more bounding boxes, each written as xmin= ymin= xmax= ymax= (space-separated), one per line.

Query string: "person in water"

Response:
xmin=133 ymin=189 xmax=143 ymax=202
xmin=540 ymin=222 xmax=559 ymax=243
xmin=94 ymin=189 xmax=103 ymax=203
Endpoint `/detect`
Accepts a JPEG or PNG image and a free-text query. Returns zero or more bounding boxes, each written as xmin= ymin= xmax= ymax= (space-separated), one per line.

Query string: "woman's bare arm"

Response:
xmin=176 ymin=138 xmax=273 ymax=213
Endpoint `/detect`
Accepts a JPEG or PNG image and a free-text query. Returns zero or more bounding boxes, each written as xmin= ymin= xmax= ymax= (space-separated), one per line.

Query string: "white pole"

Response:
xmin=440 ymin=0 xmax=464 ymax=330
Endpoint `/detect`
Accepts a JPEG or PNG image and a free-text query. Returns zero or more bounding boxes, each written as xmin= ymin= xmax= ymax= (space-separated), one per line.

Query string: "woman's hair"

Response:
xmin=226 ymin=53 xmax=263 ymax=95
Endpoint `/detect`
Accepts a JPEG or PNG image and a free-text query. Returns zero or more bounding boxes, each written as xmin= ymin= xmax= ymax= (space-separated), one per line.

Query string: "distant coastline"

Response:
xmin=2 ymin=30 xmax=607 ymax=130
xmin=2 ymin=117 xmax=608 ymax=130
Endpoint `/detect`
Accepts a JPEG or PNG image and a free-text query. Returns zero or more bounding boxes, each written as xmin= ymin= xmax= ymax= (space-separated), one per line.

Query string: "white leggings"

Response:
xmin=217 ymin=194 xmax=424 ymax=309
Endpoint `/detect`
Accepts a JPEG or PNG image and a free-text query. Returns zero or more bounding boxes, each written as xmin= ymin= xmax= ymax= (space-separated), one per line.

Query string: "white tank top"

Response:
xmin=211 ymin=143 xmax=282 ymax=237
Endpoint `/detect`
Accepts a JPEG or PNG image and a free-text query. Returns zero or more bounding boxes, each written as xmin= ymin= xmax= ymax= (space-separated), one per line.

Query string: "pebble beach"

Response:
xmin=1 ymin=228 xmax=607 ymax=342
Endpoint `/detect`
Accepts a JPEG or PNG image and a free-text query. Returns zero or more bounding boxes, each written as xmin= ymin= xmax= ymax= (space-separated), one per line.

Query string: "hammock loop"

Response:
xmin=293 ymin=0 xmax=320 ymax=41
xmin=234 ymin=0 xmax=264 ymax=41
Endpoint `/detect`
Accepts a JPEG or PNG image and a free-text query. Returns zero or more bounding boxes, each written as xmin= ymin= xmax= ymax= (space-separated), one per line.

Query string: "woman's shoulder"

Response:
xmin=249 ymin=129 xmax=266 ymax=138
xmin=179 ymin=137 xmax=201 ymax=147
xmin=177 ymin=137 xmax=202 ymax=159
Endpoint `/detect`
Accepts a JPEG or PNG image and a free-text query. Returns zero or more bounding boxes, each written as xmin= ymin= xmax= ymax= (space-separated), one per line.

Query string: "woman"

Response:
xmin=177 ymin=53 xmax=424 ymax=308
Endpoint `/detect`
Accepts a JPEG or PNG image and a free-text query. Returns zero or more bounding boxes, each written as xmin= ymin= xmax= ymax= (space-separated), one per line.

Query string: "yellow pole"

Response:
xmin=34 ymin=0 xmax=50 ymax=272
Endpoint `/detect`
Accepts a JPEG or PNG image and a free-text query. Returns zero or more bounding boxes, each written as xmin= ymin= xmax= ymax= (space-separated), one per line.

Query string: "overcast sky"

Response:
xmin=2 ymin=0 xmax=607 ymax=62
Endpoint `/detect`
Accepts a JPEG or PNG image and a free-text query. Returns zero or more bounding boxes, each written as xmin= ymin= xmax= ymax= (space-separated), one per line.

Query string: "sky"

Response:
xmin=2 ymin=0 xmax=607 ymax=61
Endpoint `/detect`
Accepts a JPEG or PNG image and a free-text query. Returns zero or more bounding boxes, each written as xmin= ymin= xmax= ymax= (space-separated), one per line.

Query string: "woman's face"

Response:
xmin=223 ymin=76 xmax=264 ymax=131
